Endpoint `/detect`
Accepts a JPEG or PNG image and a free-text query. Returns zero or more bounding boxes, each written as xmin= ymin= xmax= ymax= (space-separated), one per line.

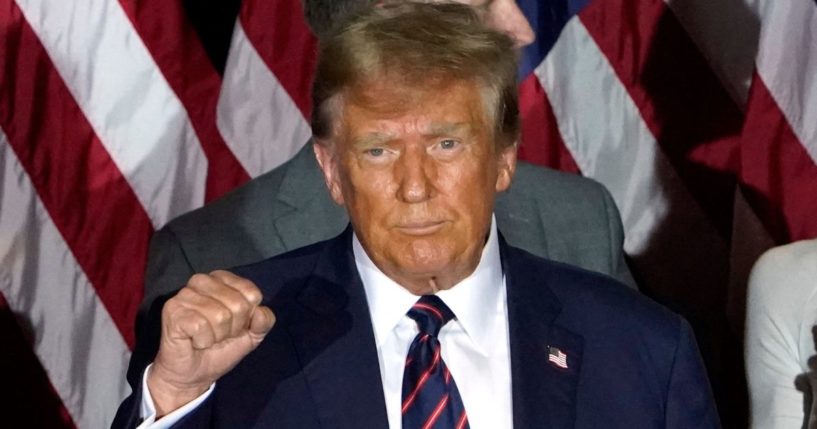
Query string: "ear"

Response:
xmin=494 ymin=142 xmax=517 ymax=192
xmin=313 ymin=140 xmax=346 ymax=205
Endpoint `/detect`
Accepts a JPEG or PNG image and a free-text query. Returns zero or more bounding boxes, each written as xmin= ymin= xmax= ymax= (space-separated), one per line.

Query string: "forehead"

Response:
xmin=337 ymin=79 xmax=490 ymax=137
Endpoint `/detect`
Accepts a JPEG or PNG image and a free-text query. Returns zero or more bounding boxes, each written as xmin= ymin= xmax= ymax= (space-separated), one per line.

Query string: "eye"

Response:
xmin=439 ymin=139 xmax=458 ymax=150
xmin=366 ymin=148 xmax=385 ymax=157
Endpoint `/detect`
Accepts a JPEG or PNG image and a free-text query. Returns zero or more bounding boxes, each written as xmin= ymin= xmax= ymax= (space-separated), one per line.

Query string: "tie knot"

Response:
xmin=407 ymin=295 xmax=455 ymax=337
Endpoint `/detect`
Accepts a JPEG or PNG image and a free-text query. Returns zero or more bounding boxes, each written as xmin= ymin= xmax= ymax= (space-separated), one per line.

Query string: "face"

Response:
xmin=314 ymin=79 xmax=517 ymax=294
xmin=454 ymin=0 xmax=535 ymax=48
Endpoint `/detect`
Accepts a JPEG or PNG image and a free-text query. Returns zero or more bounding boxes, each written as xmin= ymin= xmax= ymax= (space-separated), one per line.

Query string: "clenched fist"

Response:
xmin=147 ymin=270 xmax=276 ymax=416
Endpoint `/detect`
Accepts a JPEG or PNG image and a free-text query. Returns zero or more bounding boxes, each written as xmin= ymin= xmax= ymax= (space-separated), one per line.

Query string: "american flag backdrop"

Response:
xmin=0 ymin=0 xmax=814 ymax=427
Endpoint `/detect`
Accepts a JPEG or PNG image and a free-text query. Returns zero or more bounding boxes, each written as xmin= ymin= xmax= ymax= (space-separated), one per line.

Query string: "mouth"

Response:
xmin=394 ymin=221 xmax=447 ymax=236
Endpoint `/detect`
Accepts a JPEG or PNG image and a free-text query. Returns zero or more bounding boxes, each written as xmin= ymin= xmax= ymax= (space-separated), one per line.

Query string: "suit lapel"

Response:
xmin=282 ymin=228 xmax=388 ymax=429
xmin=273 ymin=142 xmax=348 ymax=250
xmin=502 ymin=239 xmax=583 ymax=429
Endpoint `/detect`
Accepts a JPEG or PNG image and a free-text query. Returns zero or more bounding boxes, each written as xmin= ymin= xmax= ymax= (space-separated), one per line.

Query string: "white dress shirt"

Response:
xmin=354 ymin=218 xmax=513 ymax=429
xmin=139 ymin=217 xmax=513 ymax=428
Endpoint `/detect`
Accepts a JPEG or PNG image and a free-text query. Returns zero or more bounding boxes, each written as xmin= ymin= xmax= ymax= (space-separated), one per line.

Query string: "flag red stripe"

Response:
xmin=579 ymin=0 xmax=743 ymax=239
xmin=0 ymin=0 xmax=151 ymax=348
xmin=0 ymin=293 xmax=76 ymax=428
xmin=518 ymin=74 xmax=581 ymax=174
xmin=119 ymin=0 xmax=250 ymax=201
xmin=740 ymin=75 xmax=817 ymax=243
xmin=239 ymin=0 xmax=317 ymax=119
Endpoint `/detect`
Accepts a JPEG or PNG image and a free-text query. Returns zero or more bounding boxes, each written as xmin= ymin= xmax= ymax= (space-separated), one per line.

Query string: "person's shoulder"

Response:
xmin=511 ymin=161 xmax=610 ymax=196
xmin=152 ymin=143 xmax=334 ymax=262
xmin=501 ymin=161 xmax=616 ymax=218
xmin=559 ymin=264 xmax=676 ymax=330
xmin=162 ymin=160 xmax=292 ymax=235
xmin=161 ymin=142 xmax=325 ymax=235
xmin=507 ymin=244 xmax=681 ymax=337
xmin=752 ymin=238 xmax=817 ymax=277
xmin=748 ymin=238 xmax=817 ymax=312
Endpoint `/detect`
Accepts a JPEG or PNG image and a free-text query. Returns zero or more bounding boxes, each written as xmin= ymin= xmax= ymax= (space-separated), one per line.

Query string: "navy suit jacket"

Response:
xmin=114 ymin=228 xmax=718 ymax=428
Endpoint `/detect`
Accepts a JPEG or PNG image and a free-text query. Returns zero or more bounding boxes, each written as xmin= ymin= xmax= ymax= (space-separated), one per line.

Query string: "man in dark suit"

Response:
xmin=115 ymin=3 xmax=716 ymax=428
xmin=139 ymin=0 xmax=635 ymax=326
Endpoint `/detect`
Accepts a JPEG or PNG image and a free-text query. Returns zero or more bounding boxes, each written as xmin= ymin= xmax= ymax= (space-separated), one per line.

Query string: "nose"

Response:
xmin=396 ymin=146 xmax=434 ymax=203
xmin=489 ymin=0 xmax=536 ymax=49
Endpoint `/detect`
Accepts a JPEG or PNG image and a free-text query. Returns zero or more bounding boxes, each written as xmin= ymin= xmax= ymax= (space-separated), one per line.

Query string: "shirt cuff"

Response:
xmin=137 ymin=364 xmax=215 ymax=429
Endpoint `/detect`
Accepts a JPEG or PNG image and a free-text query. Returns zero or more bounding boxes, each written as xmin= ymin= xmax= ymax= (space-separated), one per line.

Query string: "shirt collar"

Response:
xmin=354 ymin=216 xmax=504 ymax=356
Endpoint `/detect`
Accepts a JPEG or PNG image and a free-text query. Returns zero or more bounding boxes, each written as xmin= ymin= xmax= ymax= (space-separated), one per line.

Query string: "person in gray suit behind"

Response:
xmin=141 ymin=0 xmax=636 ymax=319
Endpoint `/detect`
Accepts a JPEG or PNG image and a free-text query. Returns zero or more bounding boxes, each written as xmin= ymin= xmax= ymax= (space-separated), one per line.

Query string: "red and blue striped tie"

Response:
xmin=401 ymin=295 xmax=469 ymax=429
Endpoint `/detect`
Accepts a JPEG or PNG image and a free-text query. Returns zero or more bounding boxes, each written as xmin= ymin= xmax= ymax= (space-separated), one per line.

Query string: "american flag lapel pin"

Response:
xmin=547 ymin=345 xmax=568 ymax=369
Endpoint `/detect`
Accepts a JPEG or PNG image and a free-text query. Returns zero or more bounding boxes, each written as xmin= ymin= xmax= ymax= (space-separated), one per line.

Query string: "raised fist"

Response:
xmin=147 ymin=270 xmax=275 ymax=416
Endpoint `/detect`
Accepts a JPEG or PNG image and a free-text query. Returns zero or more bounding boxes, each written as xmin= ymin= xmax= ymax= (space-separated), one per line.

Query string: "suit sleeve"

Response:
xmin=111 ymin=377 xmax=215 ymax=429
xmin=664 ymin=319 xmax=720 ymax=428
xmin=598 ymin=184 xmax=636 ymax=289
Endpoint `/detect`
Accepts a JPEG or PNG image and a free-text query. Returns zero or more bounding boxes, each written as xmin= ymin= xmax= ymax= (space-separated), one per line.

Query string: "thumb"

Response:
xmin=248 ymin=305 xmax=276 ymax=339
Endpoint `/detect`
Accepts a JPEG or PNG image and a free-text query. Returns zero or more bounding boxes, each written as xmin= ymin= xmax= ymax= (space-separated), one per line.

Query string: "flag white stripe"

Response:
xmin=0 ymin=131 xmax=131 ymax=429
xmin=14 ymin=0 xmax=208 ymax=228
xmin=217 ymin=21 xmax=312 ymax=178
xmin=536 ymin=17 xmax=728 ymax=257
xmin=754 ymin=0 xmax=817 ymax=159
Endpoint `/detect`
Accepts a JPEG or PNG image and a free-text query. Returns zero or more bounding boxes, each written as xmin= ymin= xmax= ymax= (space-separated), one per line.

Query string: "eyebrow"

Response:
xmin=351 ymin=132 xmax=393 ymax=149
xmin=427 ymin=122 xmax=473 ymax=136
xmin=350 ymin=122 xmax=474 ymax=148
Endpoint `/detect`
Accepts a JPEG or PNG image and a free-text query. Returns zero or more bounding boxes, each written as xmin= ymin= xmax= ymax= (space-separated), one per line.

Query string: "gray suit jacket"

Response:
xmin=142 ymin=142 xmax=634 ymax=314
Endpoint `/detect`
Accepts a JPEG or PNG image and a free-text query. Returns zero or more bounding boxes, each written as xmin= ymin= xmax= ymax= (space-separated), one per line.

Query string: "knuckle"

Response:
xmin=183 ymin=314 xmax=208 ymax=337
xmin=162 ymin=298 xmax=181 ymax=315
xmin=188 ymin=273 xmax=213 ymax=289
xmin=233 ymin=279 xmax=262 ymax=303
xmin=162 ymin=297 xmax=189 ymax=321
xmin=244 ymin=287 xmax=262 ymax=305
xmin=191 ymin=317 xmax=208 ymax=334
xmin=175 ymin=286 xmax=196 ymax=301
xmin=208 ymin=269 xmax=232 ymax=282
xmin=225 ymin=297 xmax=251 ymax=317
xmin=211 ymin=307 xmax=233 ymax=326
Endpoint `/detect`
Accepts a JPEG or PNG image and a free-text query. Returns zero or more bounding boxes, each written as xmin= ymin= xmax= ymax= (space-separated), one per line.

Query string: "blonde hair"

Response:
xmin=310 ymin=1 xmax=519 ymax=150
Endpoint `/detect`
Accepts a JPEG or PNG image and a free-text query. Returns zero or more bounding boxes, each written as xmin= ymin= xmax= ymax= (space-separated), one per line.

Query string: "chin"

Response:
xmin=404 ymin=237 xmax=456 ymax=260
xmin=395 ymin=244 xmax=459 ymax=276
xmin=398 ymin=258 xmax=453 ymax=277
